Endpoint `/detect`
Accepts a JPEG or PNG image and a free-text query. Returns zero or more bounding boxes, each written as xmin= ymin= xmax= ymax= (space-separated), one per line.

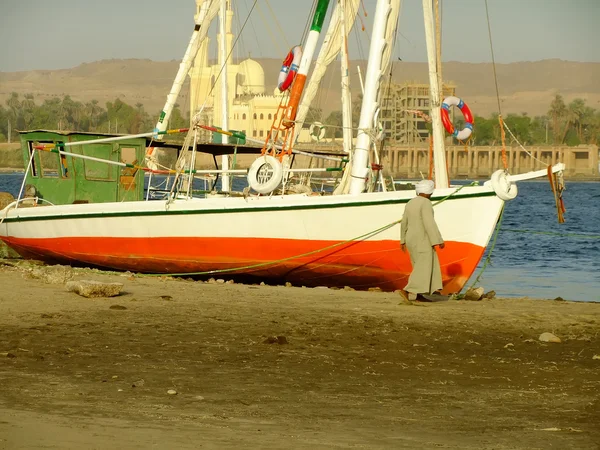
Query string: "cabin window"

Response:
xmin=59 ymin=153 xmax=69 ymax=178
xmin=34 ymin=140 xmax=63 ymax=178
xmin=39 ymin=151 xmax=59 ymax=177
xmin=120 ymin=147 xmax=137 ymax=165
xmin=26 ymin=141 xmax=39 ymax=177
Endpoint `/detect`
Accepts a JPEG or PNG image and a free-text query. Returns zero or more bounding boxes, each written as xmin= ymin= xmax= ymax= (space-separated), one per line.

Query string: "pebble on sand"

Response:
xmin=66 ymin=280 xmax=124 ymax=298
xmin=539 ymin=332 xmax=561 ymax=343
xmin=167 ymin=389 xmax=178 ymax=395
xmin=263 ymin=335 xmax=288 ymax=345
xmin=464 ymin=287 xmax=485 ymax=301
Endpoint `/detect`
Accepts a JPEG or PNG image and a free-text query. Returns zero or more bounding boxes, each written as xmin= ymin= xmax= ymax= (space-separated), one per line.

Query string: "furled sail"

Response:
xmin=293 ymin=0 xmax=361 ymax=142
xmin=380 ymin=0 xmax=402 ymax=87
xmin=348 ymin=0 xmax=402 ymax=195
xmin=153 ymin=0 xmax=220 ymax=137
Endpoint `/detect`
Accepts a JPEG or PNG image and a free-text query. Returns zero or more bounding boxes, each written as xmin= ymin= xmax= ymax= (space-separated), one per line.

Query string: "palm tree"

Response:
xmin=85 ymin=99 xmax=100 ymax=131
xmin=547 ymin=94 xmax=566 ymax=144
xmin=21 ymin=94 xmax=36 ymax=129
xmin=561 ymin=98 xmax=586 ymax=144
xmin=6 ymin=92 xmax=21 ymax=130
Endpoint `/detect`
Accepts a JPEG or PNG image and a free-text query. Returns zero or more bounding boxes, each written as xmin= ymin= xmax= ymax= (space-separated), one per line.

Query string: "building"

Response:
xmin=188 ymin=0 xmax=285 ymax=143
xmin=380 ymin=82 xmax=456 ymax=144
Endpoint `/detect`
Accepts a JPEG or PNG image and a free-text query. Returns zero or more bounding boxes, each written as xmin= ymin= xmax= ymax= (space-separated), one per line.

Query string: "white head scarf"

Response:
xmin=415 ymin=179 xmax=435 ymax=195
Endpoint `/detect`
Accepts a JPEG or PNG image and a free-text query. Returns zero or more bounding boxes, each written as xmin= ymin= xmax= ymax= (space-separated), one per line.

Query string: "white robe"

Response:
xmin=400 ymin=196 xmax=444 ymax=294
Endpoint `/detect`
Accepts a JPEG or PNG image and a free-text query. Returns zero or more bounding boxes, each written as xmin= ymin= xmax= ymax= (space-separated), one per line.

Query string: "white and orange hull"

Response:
xmin=0 ymin=185 xmax=504 ymax=293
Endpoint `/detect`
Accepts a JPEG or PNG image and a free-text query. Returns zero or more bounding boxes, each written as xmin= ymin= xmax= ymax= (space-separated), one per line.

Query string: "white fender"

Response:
xmin=247 ymin=155 xmax=284 ymax=194
xmin=490 ymin=169 xmax=518 ymax=201
xmin=309 ymin=122 xmax=326 ymax=142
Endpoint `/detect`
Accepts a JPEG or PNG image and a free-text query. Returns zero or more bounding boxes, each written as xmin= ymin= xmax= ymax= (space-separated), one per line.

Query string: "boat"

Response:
xmin=0 ymin=0 xmax=565 ymax=293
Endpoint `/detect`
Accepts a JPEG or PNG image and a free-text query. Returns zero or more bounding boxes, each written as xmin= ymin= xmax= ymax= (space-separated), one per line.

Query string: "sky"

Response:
xmin=0 ymin=0 xmax=598 ymax=72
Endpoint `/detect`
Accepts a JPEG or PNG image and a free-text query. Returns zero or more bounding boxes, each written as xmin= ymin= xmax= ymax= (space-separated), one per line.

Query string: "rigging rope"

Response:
xmin=484 ymin=0 xmax=502 ymax=117
xmin=502 ymin=121 xmax=547 ymax=166
xmin=484 ymin=0 xmax=509 ymax=170
xmin=466 ymin=205 xmax=504 ymax=291
xmin=265 ymin=0 xmax=291 ymax=49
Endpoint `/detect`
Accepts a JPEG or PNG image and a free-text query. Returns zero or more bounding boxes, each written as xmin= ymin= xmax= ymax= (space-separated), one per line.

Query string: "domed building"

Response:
xmin=188 ymin=0 xmax=284 ymax=143
xmin=238 ymin=58 xmax=265 ymax=96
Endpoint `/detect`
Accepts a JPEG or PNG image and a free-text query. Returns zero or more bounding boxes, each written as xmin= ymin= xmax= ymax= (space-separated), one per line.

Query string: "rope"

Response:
xmin=503 ymin=121 xmax=546 ymax=166
xmin=148 ymin=219 xmax=401 ymax=278
xmin=484 ymin=0 xmax=502 ymax=117
xmin=498 ymin=115 xmax=508 ymax=170
xmin=265 ymin=0 xmax=290 ymax=50
xmin=501 ymin=229 xmax=600 ymax=239
xmin=143 ymin=183 xmax=475 ymax=278
xmin=467 ymin=205 xmax=505 ymax=290
xmin=483 ymin=0 xmax=509 ymax=170
xmin=463 ymin=219 xmax=599 ymax=296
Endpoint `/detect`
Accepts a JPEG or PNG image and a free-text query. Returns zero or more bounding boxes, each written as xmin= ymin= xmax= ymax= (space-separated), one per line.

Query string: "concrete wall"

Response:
xmin=302 ymin=143 xmax=600 ymax=180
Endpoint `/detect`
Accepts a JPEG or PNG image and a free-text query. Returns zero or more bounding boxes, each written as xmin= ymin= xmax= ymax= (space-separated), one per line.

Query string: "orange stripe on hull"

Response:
xmin=2 ymin=237 xmax=485 ymax=293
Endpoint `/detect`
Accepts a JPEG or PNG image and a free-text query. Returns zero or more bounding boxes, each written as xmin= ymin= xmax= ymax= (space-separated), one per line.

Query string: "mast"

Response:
xmin=218 ymin=0 xmax=230 ymax=191
xmin=340 ymin=0 xmax=353 ymax=155
xmin=282 ymin=0 xmax=331 ymax=128
xmin=423 ymin=0 xmax=448 ymax=187
xmin=293 ymin=0 xmax=359 ymax=142
xmin=153 ymin=0 xmax=211 ymax=138
xmin=348 ymin=0 xmax=397 ymax=194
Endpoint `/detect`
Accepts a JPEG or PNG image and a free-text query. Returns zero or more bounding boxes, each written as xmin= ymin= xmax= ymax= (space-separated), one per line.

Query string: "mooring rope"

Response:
xmin=463 ymin=218 xmax=600 ymax=296
xmin=143 ymin=183 xmax=474 ymax=278
xmin=501 ymin=229 xmax=600 ymax=239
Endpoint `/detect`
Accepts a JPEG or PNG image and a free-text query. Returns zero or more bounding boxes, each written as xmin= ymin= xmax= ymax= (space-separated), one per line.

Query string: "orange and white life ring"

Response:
xmin=441 ymin=96 xmax=474 ymax=141
xmin=278 ymin=46 xmax=302 ymax=92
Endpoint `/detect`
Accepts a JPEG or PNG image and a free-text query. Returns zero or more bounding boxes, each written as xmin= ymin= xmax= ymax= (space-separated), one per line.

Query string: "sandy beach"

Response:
xmin=0 ymin=261 xmax=598 ymax=449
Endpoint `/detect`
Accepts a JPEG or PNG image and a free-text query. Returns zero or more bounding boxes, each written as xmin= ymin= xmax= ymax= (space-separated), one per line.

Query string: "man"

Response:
xmin=399 ymin=179 xmax=445 ymax=301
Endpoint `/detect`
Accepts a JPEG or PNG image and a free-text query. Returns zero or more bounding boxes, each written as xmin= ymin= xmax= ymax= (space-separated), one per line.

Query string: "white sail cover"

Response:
xmin=336 ymin=0 xmax=402 ymax=195
xmin=293 ymin=0 xmax=361 ymax=141
xmin=155 ymin=0 xmax=220 ymax=135
xmin=380 ymin=0 xmax=402 ymax=85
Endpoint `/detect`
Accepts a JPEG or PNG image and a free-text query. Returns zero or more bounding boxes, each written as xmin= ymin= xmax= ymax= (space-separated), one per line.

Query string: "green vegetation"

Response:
xmin=0 ymin=93 xmax=188 ymax=141
xmin=1 ymin=92 xmax=598 ymax=147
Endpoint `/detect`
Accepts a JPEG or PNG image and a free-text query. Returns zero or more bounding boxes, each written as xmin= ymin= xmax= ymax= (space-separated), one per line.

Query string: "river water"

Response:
xmin=1 ymin=172 xmax=598 ymax=302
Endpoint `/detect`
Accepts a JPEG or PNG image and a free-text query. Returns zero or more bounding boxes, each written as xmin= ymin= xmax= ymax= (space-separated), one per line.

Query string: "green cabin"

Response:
xmin=19 ymin=130 xmax=147 ymax=205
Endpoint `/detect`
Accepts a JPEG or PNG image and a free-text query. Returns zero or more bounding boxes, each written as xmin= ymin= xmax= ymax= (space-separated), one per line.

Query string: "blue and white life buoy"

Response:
xmin=278 ymin=46 xmax=302 ymax=92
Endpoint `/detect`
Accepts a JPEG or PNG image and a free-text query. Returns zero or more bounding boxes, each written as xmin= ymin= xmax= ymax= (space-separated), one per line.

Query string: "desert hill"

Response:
xmin=1 ymin=58 xmax=598 ymax=118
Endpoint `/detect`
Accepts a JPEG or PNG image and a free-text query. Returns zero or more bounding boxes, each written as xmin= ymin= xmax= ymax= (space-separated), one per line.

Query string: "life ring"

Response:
xmin=277 ymin=46 xmax=302 ymax=92
xmin=145 ymin=146 xmax=158 ymax=171
xmin=309 ymin=122 xmax=326 ymax=142
xmin=490 ymin=169 xmax=518 ymax=201
xmin=247 ymin=155 xmax=284 ymax=194
xmin=441 ymin=96 xmax=474 ymax=141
